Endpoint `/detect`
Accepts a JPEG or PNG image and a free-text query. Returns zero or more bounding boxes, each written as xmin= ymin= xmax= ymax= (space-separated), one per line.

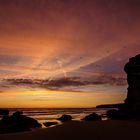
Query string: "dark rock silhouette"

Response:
xmin=13 ymin=111 xmax=23 ymax=116
xmin=97 ymin=54 xmax=140 ymax=120
xmin=96 ymin=103 xmax=124 ymax=108
xmin=0 ymin=111 xmax=41 ymax=133
xmin=124 ymin=54 xmax=140 ymax=115
xmin=0 ymin=109 xmax=9 ymax=115
xmin=43 ymin=122 xmax=58 ymax=127
xmin=106 ymin=109 xmax=132 ymax=120
xmin=57 ymin=114 xmax=72 ymax=121
xmin=82 ymin=113 xmax=101 ymax=121
xmin=106 ymin=109 xmax=118 ymax=119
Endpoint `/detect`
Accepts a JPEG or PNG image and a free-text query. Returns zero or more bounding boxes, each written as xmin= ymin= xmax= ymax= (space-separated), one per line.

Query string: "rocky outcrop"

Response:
xmin=106 ymin=109 xmax=132 ymax=120
xmin=82 ymin=113 xmax=101 ymax=121
xmin=96 ymin=54 xmax=140 ymax=120
xmin=0 ymin=111 xmax=41 ymax=133
xmin=0 ymin=109 xmax=9 ymax=115
xmin=124 ymin=54 xmax=140 ymax=115
xmin=57 ymin=114 xmax=72 ymax=121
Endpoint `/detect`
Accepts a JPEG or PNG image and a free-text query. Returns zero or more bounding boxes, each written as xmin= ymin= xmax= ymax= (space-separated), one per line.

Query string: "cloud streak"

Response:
xmin=0 ymin=0 xmax=139 ymax=103
xmin=0 ymin=0 xmax=139 ymax=80
xmin=0 ymin=74 xmax=127 ymax=93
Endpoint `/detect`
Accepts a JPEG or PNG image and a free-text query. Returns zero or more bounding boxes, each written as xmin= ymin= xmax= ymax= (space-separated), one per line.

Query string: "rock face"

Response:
xmin=124 ymin=54 xmax=140 ymax=115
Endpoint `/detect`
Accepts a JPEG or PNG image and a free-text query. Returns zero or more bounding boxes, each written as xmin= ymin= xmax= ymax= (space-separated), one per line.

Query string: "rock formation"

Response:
xmin=57 ymin=114 xmax=72 ymax=121
xmin=0 ymin=109 xmax=9 ymax=115
xmin=82 ymin=113 xmax=101 ymax=121
xmin=0 ymin=111 xmax=42 ymax=133
xmin=124 ymin=54 xmax=140 ymax=115
xmin=96 ymin=54 xmax=140 ymax=120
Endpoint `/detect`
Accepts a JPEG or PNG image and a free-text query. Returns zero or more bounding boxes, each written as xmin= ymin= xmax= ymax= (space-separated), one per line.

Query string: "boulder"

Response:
xmin=10 ymin=111 xmax=42 ymax=128
xmin=57 ymin=114 xmax=72 ymax=121
xmin=0 ymin=109 xmax=9 ymax=116
xmin=106 ymin=109 xmax=118 ymax=119
xmin=13 ymin=111 xmax=23 ymax=116
xmin=107 ymin=109 xmax=132 ymax=120
xmin=82 ymin=113 xmax=101 ymax=121
xmin=0 ymin=111 xmax=41 ymax=134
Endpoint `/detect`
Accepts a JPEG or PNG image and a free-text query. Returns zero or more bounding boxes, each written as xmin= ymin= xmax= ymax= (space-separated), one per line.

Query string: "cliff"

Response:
xmin=124 ymin=54 xmax=140 ymax=114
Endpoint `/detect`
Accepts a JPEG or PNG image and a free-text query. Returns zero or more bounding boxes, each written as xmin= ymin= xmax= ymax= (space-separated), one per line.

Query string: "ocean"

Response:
xmin=1 ymin=108 xmax=109 ymax=127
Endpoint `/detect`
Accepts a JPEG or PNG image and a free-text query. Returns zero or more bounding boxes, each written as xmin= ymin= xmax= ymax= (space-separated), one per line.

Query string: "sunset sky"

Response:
xmin=0 ymin=0 xmax=140 ymax=108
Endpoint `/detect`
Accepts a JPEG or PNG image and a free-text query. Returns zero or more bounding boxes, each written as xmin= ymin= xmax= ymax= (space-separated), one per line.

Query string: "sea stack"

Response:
xmin=124 ymin=54 xmax=140 ymax=115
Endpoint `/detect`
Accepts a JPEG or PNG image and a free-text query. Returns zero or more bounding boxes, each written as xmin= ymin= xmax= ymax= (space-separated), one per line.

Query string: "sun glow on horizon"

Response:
xmin=0 ymin=88 xmax=126 ymax=108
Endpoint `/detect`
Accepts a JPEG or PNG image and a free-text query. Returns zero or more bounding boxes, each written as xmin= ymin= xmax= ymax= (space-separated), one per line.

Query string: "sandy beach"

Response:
xmin=0 ymin=120 xmax=140 ymax=140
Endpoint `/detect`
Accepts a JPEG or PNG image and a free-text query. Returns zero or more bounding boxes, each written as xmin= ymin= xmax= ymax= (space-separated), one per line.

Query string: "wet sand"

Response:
xmin=0 ymin=120 xmax=140 ymax=140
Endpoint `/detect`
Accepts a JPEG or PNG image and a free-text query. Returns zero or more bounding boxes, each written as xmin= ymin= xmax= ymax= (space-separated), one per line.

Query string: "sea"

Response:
xmin=1 ymin=108 xmax=109 ymax=128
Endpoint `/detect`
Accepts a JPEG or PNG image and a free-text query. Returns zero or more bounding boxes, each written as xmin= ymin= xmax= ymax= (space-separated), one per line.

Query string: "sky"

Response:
xmin=0 ymin=0 xmax=140 ymax=108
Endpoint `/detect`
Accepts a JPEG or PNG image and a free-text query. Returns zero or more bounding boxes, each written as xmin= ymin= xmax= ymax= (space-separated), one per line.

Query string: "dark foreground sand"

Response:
xmin=0 ymin=120 xmax=140 ymax=140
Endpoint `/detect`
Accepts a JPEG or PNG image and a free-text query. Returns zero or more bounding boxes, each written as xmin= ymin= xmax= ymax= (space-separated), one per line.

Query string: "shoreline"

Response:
xmin=0 ymin=120 xmax=140 ymax=140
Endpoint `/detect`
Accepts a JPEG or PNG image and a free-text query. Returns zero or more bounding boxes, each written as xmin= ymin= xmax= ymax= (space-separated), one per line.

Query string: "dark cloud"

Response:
xmin=2 ymin=74 xmax=127 ymax=92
